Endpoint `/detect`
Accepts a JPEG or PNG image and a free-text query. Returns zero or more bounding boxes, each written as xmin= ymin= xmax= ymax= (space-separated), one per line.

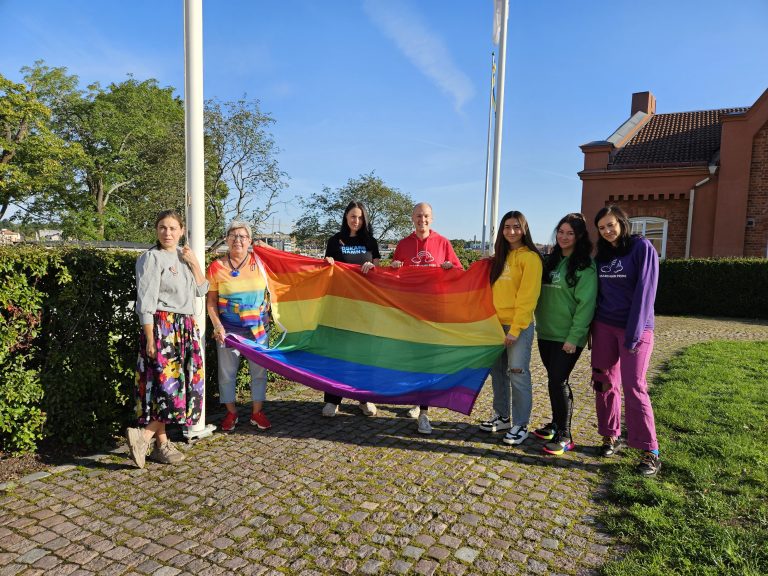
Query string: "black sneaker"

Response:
xmin=600 ymin=435 xmax=624 ymax=457
xmin=543 ymin=432 xmax=574 ymax=455
xmin=532 ymin=422 xmax=556 ymax=440
xmin=637 ymin=452 xmax=661 ymax=476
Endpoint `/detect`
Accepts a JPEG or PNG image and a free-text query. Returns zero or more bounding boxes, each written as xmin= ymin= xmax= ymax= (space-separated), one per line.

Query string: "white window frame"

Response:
xmin=630 ymin=217 xmax=667 ymax=259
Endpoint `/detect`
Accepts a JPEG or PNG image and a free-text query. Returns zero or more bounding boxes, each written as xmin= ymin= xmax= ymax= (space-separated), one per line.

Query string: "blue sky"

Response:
xmin=2 ymin=0 xmax=766 ymax=242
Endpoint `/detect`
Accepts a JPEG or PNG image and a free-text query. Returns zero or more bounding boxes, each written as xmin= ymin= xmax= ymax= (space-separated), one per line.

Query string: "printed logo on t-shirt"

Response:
xmin=550 ymin=270 xmax=561 ymax=284
xmin=411 ymin=250 xmax=436 ymax=266
xmin=600 ymin=258 xmax=625 ymax=278
xmin=341 ymin=245 xmax=367 ymax=256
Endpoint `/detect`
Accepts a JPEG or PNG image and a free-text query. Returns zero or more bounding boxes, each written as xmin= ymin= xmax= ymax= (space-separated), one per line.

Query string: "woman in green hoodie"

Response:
xmin=532 ymin=213 xmax=597 ymax=455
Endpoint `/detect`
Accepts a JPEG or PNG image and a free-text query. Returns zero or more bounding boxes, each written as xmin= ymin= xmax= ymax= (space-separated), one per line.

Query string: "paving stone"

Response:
xmin=413 ymin=558 xmax=439 ymax=576
xmin=359 ymin=559 xmax=383 ymax=574
xmin=152 ymin=568 xmax=181 ymax=576
xmin=455 ymin=547 xmax=479 ymax=563
xmin=16 ymin=548 xmax=47 ymax=564
xmin=439 ymin=535 xmax=462 ymax=549
xmin=426 ymin=546 xmax=451 ymax=561
xmin=32 ymin=554 xmax=61 ymax=570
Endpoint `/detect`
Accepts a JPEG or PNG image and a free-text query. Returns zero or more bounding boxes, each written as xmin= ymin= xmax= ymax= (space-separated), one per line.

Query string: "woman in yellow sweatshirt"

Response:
xmin=479 ymin=211 xmax=543 ymax=445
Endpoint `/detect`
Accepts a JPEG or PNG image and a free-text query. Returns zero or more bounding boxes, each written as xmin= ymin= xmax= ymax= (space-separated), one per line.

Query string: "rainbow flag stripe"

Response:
xmin=225 ymin=247 xmax=505 ymax=415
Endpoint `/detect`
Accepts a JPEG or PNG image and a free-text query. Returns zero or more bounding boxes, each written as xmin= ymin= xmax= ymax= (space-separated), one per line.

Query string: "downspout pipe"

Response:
xmin=685 ymin=165 xmax=718 ymax=258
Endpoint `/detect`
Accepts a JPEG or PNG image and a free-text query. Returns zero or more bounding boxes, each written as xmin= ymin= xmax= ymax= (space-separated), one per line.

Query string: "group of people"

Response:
xmin=126 ymin=201 xmax=661 ymax=477
xmin=478 ymin=206 xmax=660 ymax=476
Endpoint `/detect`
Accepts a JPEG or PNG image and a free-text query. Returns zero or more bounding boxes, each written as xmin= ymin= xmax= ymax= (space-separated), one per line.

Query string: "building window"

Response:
xmin=630 ymin=217 xmax=667 ymax=258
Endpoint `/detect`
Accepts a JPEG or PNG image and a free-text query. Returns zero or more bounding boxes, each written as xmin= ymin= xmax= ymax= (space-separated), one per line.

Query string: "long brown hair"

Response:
xmin=489 ymin=210 xmax=542 ymax=284
xmin=542 ymin=213 xmax=593 ymax=287
xmin=594 ymin=204 xmax=632 ymax=260
xmin=339 ymin=200 xmax=374 ymax=241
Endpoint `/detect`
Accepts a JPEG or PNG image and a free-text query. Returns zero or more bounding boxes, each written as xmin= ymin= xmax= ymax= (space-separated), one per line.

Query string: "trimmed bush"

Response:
xmin=37 ymin=248 xmax=138 ymax=449
xmin=0 ymin=247 xmax=57 ymax=453
xmin=656 ymin=258 xmax=768 ymax=319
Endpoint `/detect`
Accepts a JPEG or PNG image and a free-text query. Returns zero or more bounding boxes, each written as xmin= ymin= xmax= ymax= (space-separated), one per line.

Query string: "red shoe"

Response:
xmin=221 ymin=411 xmax=238 ymax=432
xmin=250 ymin=410 xmax=271 ymax=430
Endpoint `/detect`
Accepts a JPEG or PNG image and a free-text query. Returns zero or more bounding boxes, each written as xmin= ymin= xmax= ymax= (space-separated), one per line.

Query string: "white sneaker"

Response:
xmin=322 ymin=403 xmax=338 ymax=417
xmin=502 ymin=425 xmax=529 ymax=445
xmin=126 ymin=427 xmax=149 ymax=469
xmin=479 ymin=413 xmax=512 ymax=433
xmin=359 ymin=402 xmax=377 ymax=417
xmin=407 ymin=406 xmax=421 ymax=419
xmin=417 ymin=413 xmax=432 ymax=435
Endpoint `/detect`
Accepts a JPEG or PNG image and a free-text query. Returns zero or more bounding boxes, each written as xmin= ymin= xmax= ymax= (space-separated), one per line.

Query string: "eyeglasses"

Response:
xmin=227 ymin=234 xmax=250 ymax=241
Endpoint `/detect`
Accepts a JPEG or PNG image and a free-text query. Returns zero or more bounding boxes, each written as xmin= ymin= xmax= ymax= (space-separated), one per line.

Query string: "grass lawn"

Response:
xmin=600 ymin=340 xmax=768 ymax=576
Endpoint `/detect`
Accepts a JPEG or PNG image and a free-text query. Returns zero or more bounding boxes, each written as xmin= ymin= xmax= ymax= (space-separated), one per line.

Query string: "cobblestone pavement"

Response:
xmin=2 ymin=316 xmax=767 ymax=576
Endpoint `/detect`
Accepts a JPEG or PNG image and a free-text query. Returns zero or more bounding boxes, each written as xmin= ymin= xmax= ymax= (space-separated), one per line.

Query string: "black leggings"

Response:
xmin=537 ymin=339 xmax=583 ymax=437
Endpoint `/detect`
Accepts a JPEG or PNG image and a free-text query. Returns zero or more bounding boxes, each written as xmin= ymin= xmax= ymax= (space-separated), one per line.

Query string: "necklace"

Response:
xmin=227 ymin=253 xmax=249 ymax=277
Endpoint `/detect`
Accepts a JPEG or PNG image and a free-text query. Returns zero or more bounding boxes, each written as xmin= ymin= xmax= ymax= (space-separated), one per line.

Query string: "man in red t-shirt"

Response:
xmin=392 ymin=202 xmax=463 ymax=270
xmin=391 ymin=202 xmax=463 ymax=435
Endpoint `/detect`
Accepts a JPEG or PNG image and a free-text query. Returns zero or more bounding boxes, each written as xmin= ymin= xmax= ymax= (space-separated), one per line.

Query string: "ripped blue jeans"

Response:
xmin=489 ymin=323 xmax=534 ymax=427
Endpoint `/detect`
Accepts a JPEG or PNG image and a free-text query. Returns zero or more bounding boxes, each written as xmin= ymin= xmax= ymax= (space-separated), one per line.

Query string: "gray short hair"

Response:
xmin=225 ymin=220 xmax=252 ymax=238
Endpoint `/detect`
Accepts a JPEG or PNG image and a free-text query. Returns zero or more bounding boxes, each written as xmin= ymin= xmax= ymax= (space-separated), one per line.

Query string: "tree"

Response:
xmin=16 ymin=63 xmax=193 ymax=240
xmin=205 ymin=98 xmax=286 ymax=241
xmin=71 ymin=78 xmax=188 ymax=240
xmin=0 ymin=73 xmax=82 ymax=221
xmin=293 ymin=172 xmax=413 ymax=247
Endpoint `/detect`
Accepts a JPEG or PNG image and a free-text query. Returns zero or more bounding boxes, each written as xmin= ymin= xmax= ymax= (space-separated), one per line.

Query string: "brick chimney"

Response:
xmin=631 ymin=91 xmax=656 ymax=115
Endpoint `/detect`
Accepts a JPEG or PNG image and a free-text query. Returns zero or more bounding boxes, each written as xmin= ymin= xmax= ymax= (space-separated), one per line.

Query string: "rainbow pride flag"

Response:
xmin=225 ymin=247 xmax=505 ymax=415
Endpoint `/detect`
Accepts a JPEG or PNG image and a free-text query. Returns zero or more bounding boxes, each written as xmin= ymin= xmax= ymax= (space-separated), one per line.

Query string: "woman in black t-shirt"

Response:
xmin=322 ymin=201 xmax=381 ymax=417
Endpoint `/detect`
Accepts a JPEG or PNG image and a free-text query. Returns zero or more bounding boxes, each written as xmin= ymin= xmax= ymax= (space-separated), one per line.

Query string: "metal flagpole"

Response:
xmin=489 ymin=0 xmax=509 ymax=255
xmin=481 ymin=52 xmax=496 ymax=257
xmin=183 ymin=0 xmax=215 ymax=440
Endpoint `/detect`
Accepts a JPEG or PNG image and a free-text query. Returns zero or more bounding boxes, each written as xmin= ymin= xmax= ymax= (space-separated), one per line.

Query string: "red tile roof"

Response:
xmin=610 ymin=107 xmax=749 ymax=169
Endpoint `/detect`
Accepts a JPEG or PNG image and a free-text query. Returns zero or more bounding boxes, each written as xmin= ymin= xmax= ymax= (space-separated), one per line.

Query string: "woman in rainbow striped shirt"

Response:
xmin=206 ymin=220 xmax=273 ymax=432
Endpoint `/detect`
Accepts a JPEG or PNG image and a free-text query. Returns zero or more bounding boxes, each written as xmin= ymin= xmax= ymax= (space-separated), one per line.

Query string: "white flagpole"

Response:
xmin=481 ymin=52 xmax=496 ymax=257
xmin=183 ymin=0 xmax=214 ymax=440
xmin=489 ymin=0 xmax=509 ymax=254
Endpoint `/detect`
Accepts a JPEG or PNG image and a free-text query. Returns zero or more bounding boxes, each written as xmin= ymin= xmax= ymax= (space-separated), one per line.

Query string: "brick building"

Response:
xmin=579 ymin=89 xmax=768 ymax=258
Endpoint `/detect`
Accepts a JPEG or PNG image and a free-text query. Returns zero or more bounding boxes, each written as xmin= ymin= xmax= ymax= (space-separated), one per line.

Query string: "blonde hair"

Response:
xmin=225 ymin=220 xmax=252 ymax=238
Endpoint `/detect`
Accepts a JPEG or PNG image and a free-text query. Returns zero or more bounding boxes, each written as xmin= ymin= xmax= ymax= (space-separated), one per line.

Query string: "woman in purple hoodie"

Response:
xmin=591 ymin=205 xmax=661 ymax=476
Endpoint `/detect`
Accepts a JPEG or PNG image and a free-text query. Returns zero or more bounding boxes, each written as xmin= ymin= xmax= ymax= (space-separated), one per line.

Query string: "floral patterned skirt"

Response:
xmin=136 ymin=311 xmax=204 ymax=426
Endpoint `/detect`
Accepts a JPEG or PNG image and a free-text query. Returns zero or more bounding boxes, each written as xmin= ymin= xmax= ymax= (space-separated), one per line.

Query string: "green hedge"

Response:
xmin=0 ymin=247 xmax=55 ymax=453
xmin=36 ymin=248 xmax=139 ymax=450
xmin=656 ymin=258 xmax=768 ymax=319
xmin=0 ymin=245 xmax=277 ymax=455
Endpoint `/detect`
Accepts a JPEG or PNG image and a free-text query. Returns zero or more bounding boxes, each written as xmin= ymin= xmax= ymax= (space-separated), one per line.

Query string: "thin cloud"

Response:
xmin=363 ymin=0 xmax=474 ymax=112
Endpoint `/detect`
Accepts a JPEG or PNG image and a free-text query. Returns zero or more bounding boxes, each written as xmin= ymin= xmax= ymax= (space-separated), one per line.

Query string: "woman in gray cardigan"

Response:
xmin=126 ymin=209 xmax=208 ymax=469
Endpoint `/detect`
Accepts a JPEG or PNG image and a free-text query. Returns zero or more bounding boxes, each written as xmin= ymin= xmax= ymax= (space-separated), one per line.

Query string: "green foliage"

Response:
xmin=0 ymin=247 xmax=57 ymax=453
xmin=0 ymin=359 xmax=46 ymax=454
xmin=11 ymin=61 xmax=228 ymax=243
xmin=450 ymin=239 xmax=483 ymax=270
xmin=656 ymin=258 xmax=768 ymax=319
xmin=600 ymin=341 xmax=768 ymax=576
xmin=37 ymin=248 xmax=138 ymax=448
xmin=0 ymin=72 xmax=83 ymax=221
xmin=293 ymin=172 xmax=414 ymax=247
xmin=0 ymin=246 xmax=138 ymax=452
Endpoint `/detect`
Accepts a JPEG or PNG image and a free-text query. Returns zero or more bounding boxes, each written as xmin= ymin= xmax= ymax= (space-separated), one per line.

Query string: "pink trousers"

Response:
xmin=590 ymin=321 xmax=658 ymax=451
